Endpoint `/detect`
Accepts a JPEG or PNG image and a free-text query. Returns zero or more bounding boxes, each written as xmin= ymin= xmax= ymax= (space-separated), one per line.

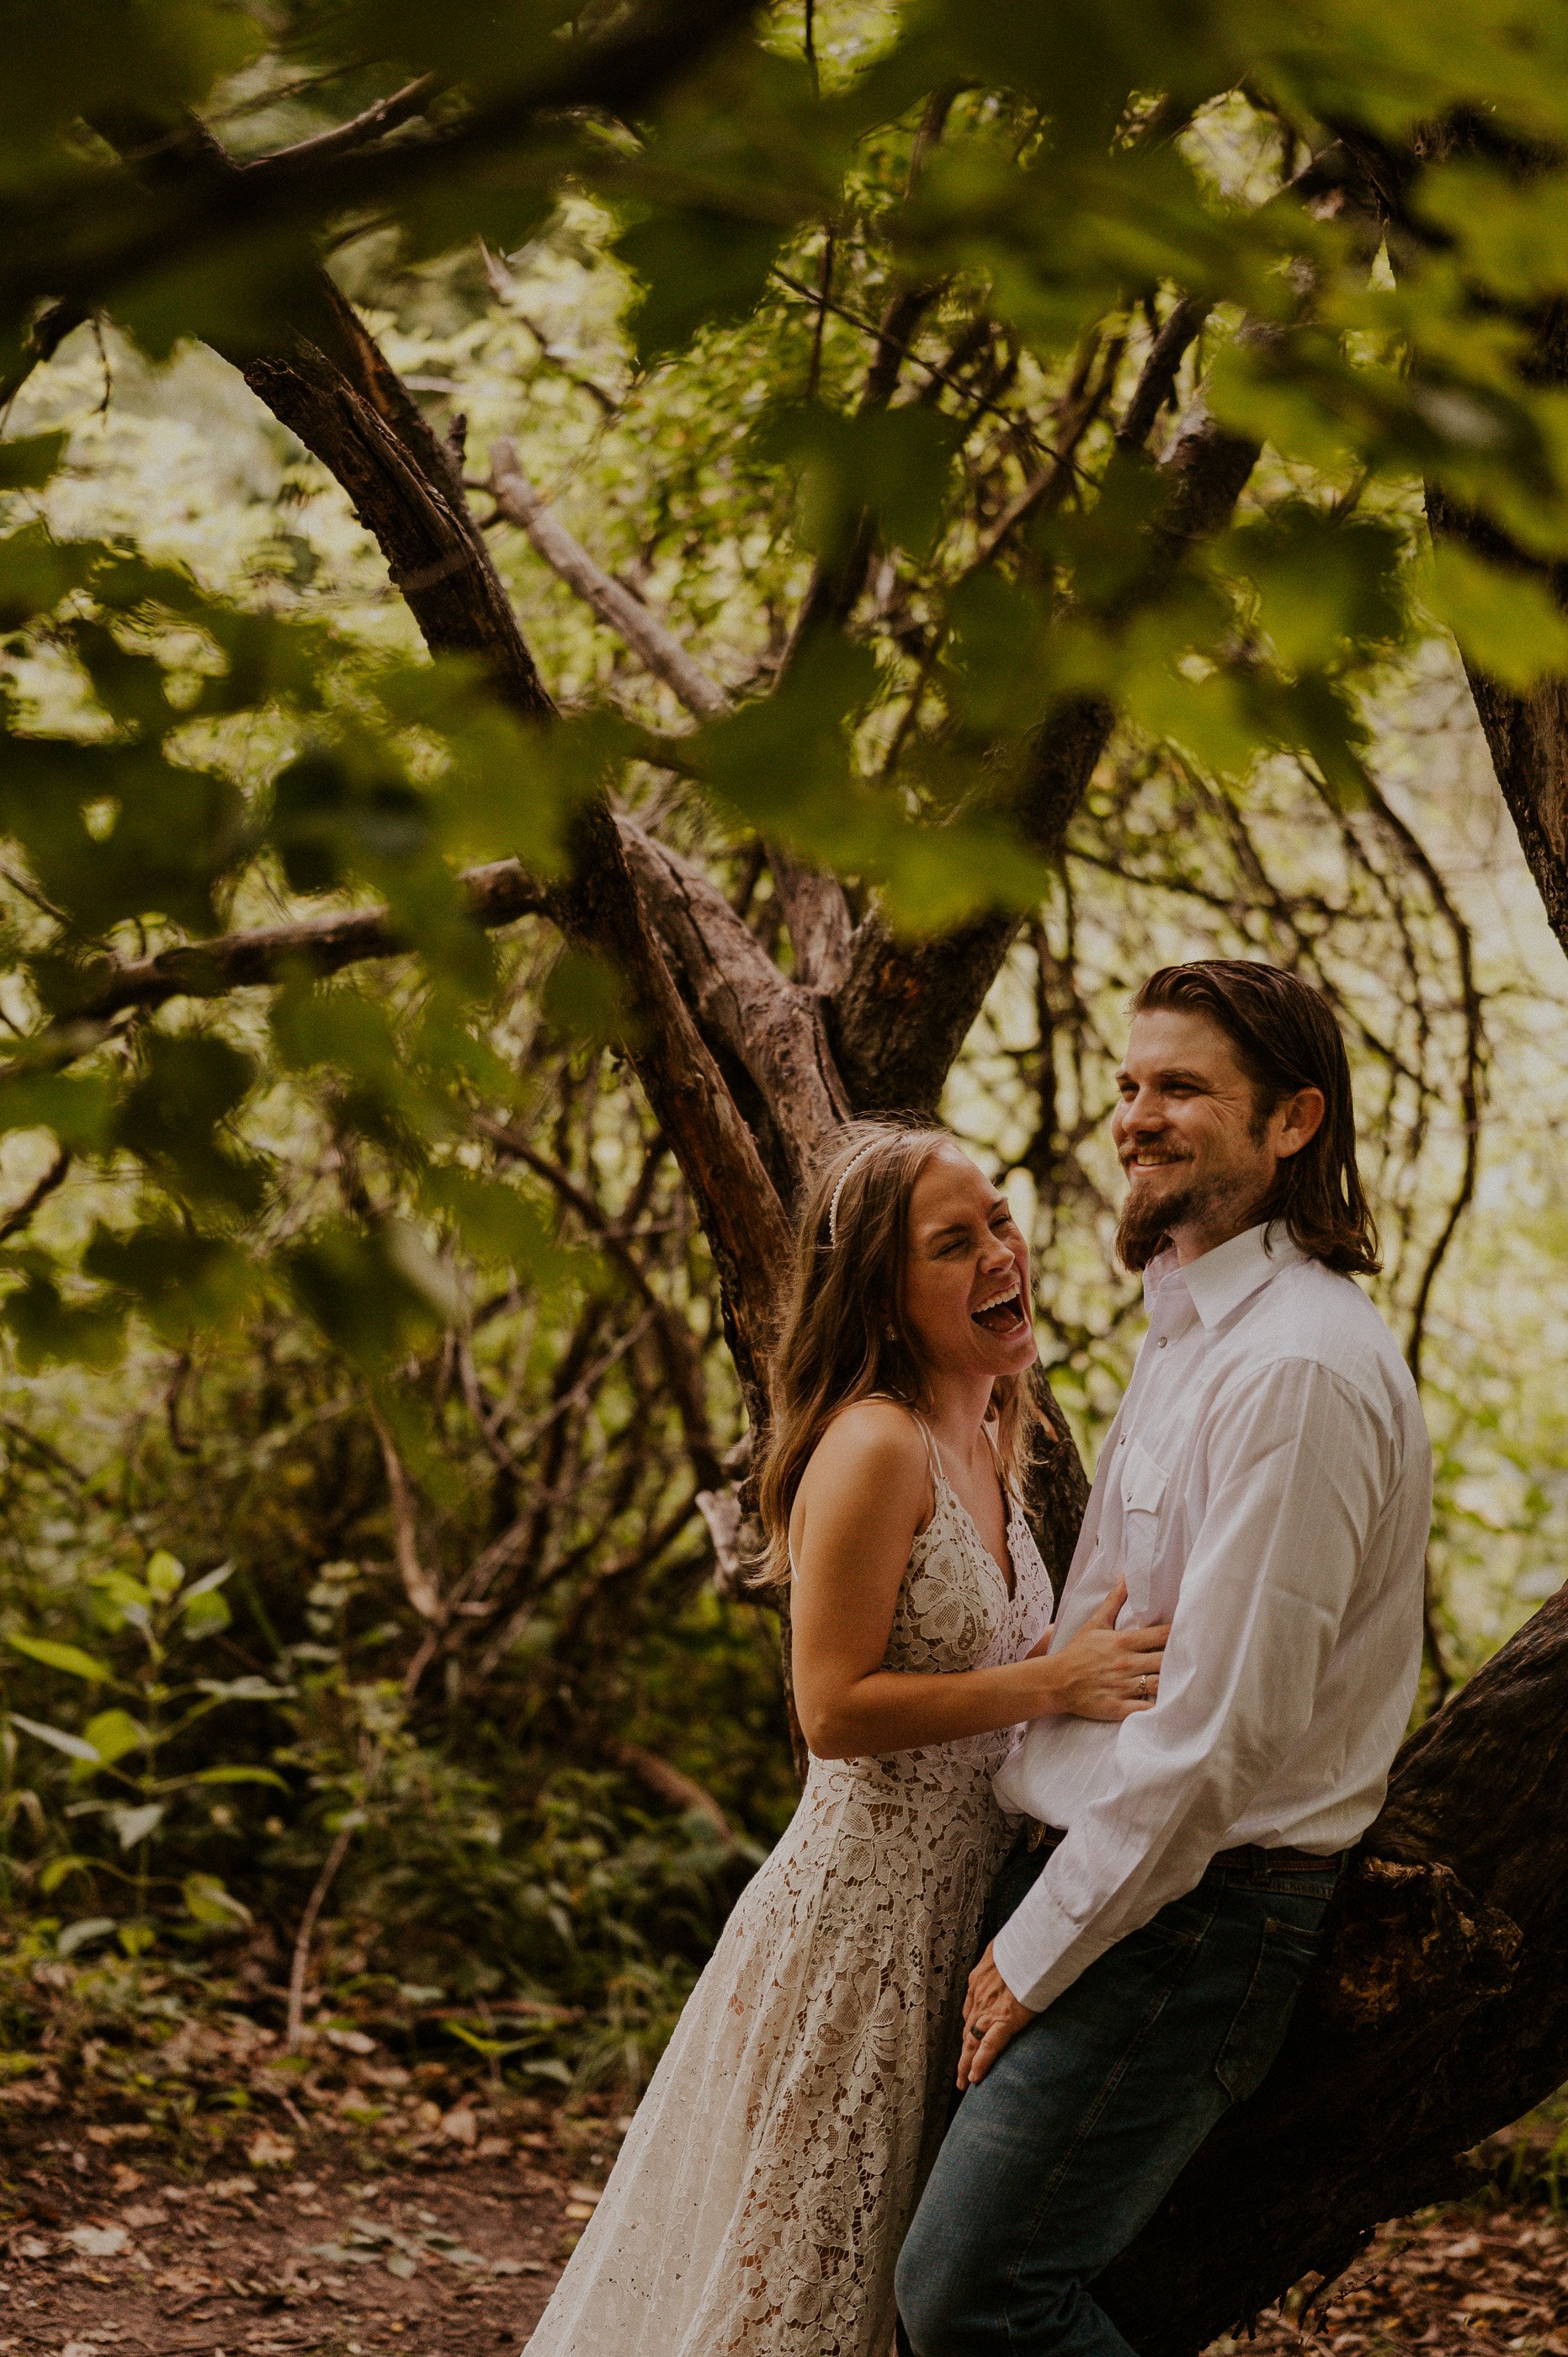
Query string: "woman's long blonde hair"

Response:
xmin=754 ymin=1120 xmax=1044 ymax=1585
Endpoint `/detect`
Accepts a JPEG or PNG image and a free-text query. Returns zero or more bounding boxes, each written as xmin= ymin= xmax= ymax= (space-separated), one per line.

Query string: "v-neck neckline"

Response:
xmin=933 ymin=1475 xmax=1018 ymax=1604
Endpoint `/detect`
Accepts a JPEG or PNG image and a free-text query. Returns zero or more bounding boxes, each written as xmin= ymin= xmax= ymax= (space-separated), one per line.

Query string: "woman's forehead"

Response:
xmin=909 ymin=1147 xmax=997 ymax=1226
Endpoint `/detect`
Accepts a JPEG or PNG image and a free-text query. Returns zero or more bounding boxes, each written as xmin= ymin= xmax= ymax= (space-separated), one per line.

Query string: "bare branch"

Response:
xmin=0 ymin=1146 xmax=70 ymax=1243
xmin=1114 ymin=294 xmax=1210 ymax=454
xmin=368 ymin=1405 xmax=445 ymax=1625
xmin=243 ymin=74 xmax=443 ymax=186
xmin=487 ymin=442 xmax=853 ymax=993
xmin=488 ymin=438 xmax=732 ymax=718
xmin=476 ymin=1114 xmax=724 ymax=1492
xmin=35 ymin=859 xmax=545 ymax=1039
xmin=604 ymin=1737 xmax=731 ymax=1837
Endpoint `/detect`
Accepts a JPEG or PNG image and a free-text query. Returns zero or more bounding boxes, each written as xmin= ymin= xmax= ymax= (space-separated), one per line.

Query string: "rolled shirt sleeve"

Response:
xmin=992 ymin=1355 xmax=1391 ymax=2014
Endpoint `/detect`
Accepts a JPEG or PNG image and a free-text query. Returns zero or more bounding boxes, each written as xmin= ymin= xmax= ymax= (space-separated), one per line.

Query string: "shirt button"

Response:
xmin=1158 ymin=1337 xmax=1168 ymax=1348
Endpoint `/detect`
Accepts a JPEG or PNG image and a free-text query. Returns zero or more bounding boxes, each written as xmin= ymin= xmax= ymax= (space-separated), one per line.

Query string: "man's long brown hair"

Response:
xmin=1131 ymin=960 xmax=1381 ymax=1275
xmin=754 ymin=1121 xmax=1044 ymax=1586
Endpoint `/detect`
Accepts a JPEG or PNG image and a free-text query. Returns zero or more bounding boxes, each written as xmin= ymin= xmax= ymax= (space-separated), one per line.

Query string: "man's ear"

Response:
xmin=1274 ymin=1085 xmax=1326 ymax=1160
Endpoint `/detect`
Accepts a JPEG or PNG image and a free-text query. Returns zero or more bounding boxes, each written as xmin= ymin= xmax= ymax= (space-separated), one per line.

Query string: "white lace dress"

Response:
xmin=523 ymin=1448 xmax=1054 ymax=2357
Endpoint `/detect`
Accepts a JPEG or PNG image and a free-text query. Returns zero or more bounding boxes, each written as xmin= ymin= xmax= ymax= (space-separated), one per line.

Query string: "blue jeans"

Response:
xmin=895 ymin=1837 xmax=1340 ymax=2356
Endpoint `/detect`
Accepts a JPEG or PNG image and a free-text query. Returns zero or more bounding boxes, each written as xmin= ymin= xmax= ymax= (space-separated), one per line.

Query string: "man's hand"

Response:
xmin=958 ymin=1940 xmax=1036 ymax=2088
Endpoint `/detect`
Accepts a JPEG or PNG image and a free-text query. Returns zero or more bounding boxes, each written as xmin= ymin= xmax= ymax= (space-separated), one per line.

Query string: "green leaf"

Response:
xmin=38 ymin=1856 xmax=93 ymax=1894
xmin=0 ymin=1072 xmax=116 ymax=1152
xmin=179 ymin=1588 xmax=231 ymax=1640
xmin=0 ymin=524 xmax=98 ymax=632
xmin=182 ymin=1870 xmax=252 ymax=1929
xmin=619 ymin=207 xmax=786 ymax=366
xmin=82 ymin=1710 xmax=148 ymax=1765
xmin=110 ymin=1033 xmax=263 ymax=1216
xmin=2 ymin=1272 xmax=125 ymax=1372
xmin=0 ymin=431 xmax=67 ymax=492
xmin=539 ymin=950 xmax=633 ymax=1052
xmin=7 ymin=1635 xmax=111 ymax=1684
xmin=194 ymin=1677 xmax=292 ymax=1703
xmin=188 ymin=1764 xmax=290 ymax=1790
xmin=759 ymin=404 xmax=965 ymax=562
xmin=1422 ymin=542 xmax=1568 ymax=688
xmin=9 ymin=1711 xmax=103 ymax=1764
xmin=1216 ymin=506 xmax=1407 ymax=673
xmin=144 ymin=1550 xmax=185 ymax=1602
xmin=83 ymin=1226 xmax=263 ymax=1345
xmin=283 ymin=1218 xmax=459 ymax=1369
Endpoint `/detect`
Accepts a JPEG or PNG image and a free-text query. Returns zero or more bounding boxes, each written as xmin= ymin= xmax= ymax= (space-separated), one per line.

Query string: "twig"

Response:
xmin=771 ymin=268 xmax=1063 ymax=460
xmin=244 ymin=73 xmax=442 ymax=186
xmin=1115 ymin=294 xmax=1211 ymax=452
xmin=368 ymin=1406 xmax=445 ymax=1624
xmin=605 ymin=1737 xmax=731 ymax=1836
xmin=0 ymin=1145 xmax=69 ymax=1242
xmin=487 ymin=439 xmax=732 ymax=718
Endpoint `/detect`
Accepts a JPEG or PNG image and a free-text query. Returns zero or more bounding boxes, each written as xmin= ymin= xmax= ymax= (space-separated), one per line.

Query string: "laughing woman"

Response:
xmin=522 ymin=1122 xmax=1167 ymax=2357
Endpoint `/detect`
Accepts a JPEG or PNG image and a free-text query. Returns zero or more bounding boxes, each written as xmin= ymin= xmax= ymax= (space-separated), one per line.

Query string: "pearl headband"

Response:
xmin=827 ymin=1137 xmax=886 ymax=1247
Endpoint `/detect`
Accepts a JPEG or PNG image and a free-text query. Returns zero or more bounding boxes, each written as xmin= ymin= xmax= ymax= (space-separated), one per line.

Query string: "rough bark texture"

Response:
xmin=1425 ymin=486 xmax=1568 ymax=955
xmin=1098 ymin=1583 xmax=1568 ymax=2352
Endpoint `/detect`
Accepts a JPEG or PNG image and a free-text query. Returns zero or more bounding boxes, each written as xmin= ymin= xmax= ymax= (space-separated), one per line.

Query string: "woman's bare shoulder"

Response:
xmin=800 ymin=1398 xmax=929 ymax=1498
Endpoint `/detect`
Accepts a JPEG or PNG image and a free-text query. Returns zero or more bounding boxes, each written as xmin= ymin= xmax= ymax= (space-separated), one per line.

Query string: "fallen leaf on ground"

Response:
xmin=64 ymin=2224 xmax=127 ymax=2256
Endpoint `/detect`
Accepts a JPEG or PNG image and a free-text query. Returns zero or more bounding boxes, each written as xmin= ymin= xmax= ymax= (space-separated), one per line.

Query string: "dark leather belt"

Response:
xmin=1026 ymin=1824 xmax=1340 ymax=1875
xmin=1211 ymin=1842 xmax=1342 ymax=1874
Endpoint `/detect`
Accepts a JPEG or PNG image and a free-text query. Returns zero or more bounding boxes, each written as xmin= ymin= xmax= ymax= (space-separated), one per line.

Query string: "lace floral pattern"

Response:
xmin=524 ymin=1478 xmax=1054 ymax=2357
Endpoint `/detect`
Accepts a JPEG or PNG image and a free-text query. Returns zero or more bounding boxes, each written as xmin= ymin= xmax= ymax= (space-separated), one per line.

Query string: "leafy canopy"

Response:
xmin=3 ymin=0 xmax=1568 ymax=1369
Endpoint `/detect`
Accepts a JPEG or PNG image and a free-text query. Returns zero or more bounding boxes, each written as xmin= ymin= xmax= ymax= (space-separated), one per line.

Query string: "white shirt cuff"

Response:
xmin=992 ymin=1875 xmax=1120 ymax=2014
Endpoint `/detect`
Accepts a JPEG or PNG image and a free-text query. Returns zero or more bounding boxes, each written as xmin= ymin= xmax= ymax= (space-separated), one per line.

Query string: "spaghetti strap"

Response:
xmin=981 ymin=1418 xmax=1017 ymax=1520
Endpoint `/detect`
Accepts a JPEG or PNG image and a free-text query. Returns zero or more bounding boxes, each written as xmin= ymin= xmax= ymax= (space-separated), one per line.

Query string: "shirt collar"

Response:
xmin=1143 ymin=1221 xmax=1305 ymax=1331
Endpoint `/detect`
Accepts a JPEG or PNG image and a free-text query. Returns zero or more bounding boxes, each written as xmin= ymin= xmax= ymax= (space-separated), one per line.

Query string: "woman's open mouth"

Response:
xmin=971 ymin=1278 xmax=1028 ymax=1336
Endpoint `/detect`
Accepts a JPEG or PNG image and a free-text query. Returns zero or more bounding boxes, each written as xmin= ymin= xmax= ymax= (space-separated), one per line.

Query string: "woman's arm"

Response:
xmin=789 ymin=1404 xmax=1166 ymax=1761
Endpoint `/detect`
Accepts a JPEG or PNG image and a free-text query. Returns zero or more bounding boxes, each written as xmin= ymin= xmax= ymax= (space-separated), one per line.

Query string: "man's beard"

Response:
xmin=1115 ymin=1168 xmax=1218 ymax=1271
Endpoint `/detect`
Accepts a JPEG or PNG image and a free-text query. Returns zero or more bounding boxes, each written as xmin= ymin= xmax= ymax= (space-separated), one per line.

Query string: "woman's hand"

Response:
xmin=1021 ymin=1581 xmax=1167 ymax=1721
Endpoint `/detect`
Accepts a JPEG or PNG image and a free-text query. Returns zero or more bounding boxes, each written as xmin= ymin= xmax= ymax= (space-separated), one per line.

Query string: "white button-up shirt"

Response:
xmin=992 ymin=1222 xmax=1431 ymax=2014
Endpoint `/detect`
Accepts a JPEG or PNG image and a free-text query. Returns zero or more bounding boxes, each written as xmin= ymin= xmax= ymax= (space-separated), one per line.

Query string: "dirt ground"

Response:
xmin=3 ymin=2137 xmax=1566 ymax=2357
xmin=0 ymin=2141 xmax=573 ymax=2356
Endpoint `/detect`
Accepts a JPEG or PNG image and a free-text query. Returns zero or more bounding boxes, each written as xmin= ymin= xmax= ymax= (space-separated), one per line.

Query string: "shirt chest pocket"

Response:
xmin=1119 ymin=1439 xmax=1170 ymax=1616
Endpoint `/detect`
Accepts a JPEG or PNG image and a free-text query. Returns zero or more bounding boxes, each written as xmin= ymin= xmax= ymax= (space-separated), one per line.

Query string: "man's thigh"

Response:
xmin=898 ymin=1865 xmax=1331 ymax=2342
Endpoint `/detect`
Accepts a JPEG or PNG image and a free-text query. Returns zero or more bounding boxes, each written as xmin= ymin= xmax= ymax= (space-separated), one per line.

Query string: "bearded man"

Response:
xmin=896 ymin=959 xmax=1432 ymax=2357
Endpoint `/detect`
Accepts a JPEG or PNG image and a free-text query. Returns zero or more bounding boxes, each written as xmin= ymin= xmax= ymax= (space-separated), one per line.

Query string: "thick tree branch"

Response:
xmin=619 ymin=821 xmax=849 ymax=1195
xmin=1426 ymin=489 xmax=1568 ymax=956
xmin=1114 ymin=293 xmax=1210 ymax=453
xmin=52 ymin=860 xmax=548 ymax=1031
xmin=832 ymin=396 xmax=1263 ymax=1112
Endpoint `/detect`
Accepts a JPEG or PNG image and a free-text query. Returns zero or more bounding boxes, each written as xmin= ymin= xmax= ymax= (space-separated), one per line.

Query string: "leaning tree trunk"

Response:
xmin=54 ymin=96 xmax=1568 ymax=2346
